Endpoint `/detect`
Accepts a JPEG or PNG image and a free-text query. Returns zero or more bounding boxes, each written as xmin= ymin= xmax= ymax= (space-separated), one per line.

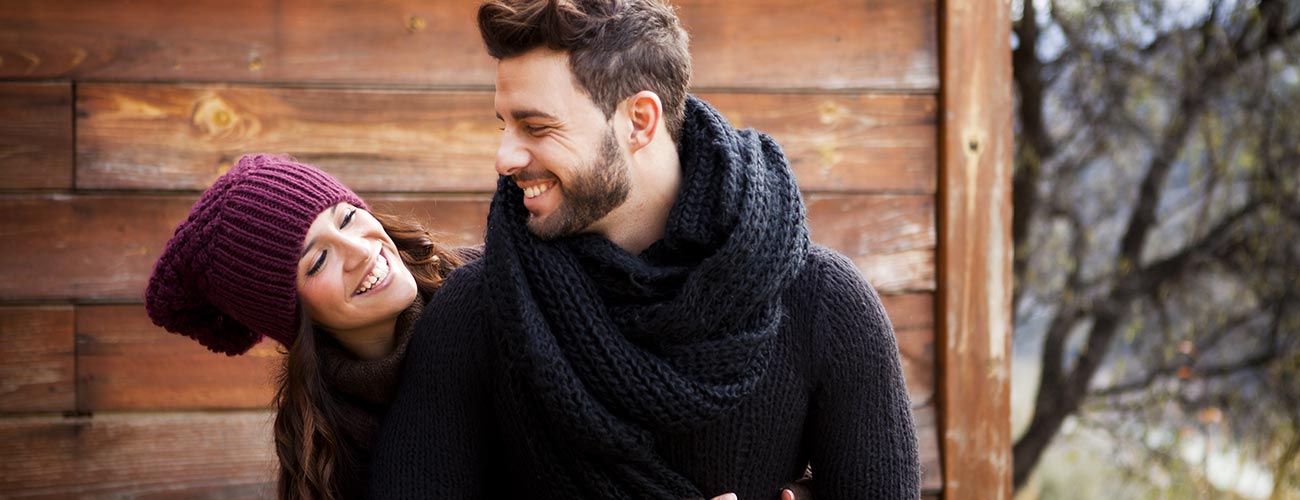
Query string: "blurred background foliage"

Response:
xmin=1010 ymin=0 xmax=1300 ymax=498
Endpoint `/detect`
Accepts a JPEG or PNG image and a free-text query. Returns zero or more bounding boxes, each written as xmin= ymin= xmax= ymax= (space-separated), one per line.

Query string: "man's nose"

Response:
xmin=495 ymin=131 xmax=529 ymax=178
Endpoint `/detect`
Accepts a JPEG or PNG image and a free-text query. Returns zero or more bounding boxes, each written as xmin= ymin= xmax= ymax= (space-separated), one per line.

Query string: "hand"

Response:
xmin=782 ymin=483 xmax=813 ymax=500
xmin=708 ymin=494 xmax=737 ymax=500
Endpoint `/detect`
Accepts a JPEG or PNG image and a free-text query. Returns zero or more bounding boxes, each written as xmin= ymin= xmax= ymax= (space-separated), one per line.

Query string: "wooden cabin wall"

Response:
xmin=0 ymin=0 xmax=947 ymax=497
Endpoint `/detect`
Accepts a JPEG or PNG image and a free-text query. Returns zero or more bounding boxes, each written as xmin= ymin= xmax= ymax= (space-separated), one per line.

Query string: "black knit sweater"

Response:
xmin=371 ymin=246 xmax=919 ymax=499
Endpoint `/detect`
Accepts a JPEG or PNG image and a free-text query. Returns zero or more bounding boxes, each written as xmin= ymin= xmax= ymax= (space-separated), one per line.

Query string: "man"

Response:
xmin=370 ymin=0 xmax=920 ymax=498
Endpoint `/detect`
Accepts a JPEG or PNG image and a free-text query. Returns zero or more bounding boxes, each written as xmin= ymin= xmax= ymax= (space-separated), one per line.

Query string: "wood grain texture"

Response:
xmin=0 ymin=193 xmax=931 ymax=301
xmin=0 ymin=0 xmax=936 ymax=91
xmin=807 ymin=194 xmax=936 ymax=292
xmin=681 ymin=0 xmax=938 ymax=90
xmin=0 ymin=0 xmax=494 ymax=86
xmin=937 ymin=0 xmax=1016 ymax=497
xmin=915 ymin=394 xmax=944 ymax=494
xmin=75 ymin=84 xmax=936 ymax=193
xmin=884 ymin=294 xmax=936 ymax=408
xmin=76 ymin=305 xmax=281 ymax=411
xmin=0 ymin=83 xmax=73 ymax=190
xmin=0 ymin=307 xmax=75 ymax=413
xmin=699 ymin=92 xmax=937 ymax=193
xmin=75 ymin=85 xmax=501 ymax=193
xmin=0 ymin=412 xmax=275 ymax=498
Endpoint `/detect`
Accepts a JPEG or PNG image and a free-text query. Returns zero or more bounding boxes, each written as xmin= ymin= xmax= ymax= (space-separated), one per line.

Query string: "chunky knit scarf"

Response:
xmin=482 ymin=95 xmax=810 ymax=499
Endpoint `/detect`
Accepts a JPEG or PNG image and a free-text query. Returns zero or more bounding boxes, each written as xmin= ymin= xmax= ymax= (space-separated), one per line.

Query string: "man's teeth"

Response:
xmin=523 ymin=183 xmax=553 ymax=199
xmin=354 ymin=254 xmax=390 ymax=295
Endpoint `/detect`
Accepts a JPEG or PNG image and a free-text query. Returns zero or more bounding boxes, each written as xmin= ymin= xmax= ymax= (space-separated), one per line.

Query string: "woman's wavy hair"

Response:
xmin=271 ymin=211 xmax=466 ymax=499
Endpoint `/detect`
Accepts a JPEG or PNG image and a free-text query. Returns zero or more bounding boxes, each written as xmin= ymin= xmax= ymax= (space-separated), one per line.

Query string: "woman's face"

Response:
xmin=296 ymin=203 xmax=418 ymax=343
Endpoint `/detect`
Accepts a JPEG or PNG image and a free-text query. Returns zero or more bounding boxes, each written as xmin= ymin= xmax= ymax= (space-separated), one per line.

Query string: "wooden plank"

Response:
xmin=915 ymin=398 xmax=944 ymax=494
xmin=0 ymin=0 xmax=494 ymax=86
xmin=883 ymin=294 xmax=936 ymax=407
xmin=75 ymin=84 xmax=936 ymax=193
xmin=0 ymin=194 xmax=490 ymax=302
xmin=681 ymin=0 xmax=939 ymax=90
xmin=75 ymin=85 xmax=501 ymax=193
xmin=700 ymin=93 xmax=937 ymax=193
xmin=0 ymin=306 xmax=75 ymax=413
xmin=807 ymin=193 xmax=936 ymax=293
xmin=76 ymin=305 xmax=281 ymax=411
xmin=0 ymin=0 xmax=935 ymax=91
xmin=0 ymin=193 xmax=931 ymax=302
xmin=0 ymin=83 xmax=73 ymax=190
xmin=0 ymin=412 xmax=275 ymax=498
xmin=937 ymin=0 xmax=1016 ymax=497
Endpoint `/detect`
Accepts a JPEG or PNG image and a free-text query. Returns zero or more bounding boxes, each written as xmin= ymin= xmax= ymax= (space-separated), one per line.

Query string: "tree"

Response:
xmin=1012 ymin=0 xmax=1300 ymax=494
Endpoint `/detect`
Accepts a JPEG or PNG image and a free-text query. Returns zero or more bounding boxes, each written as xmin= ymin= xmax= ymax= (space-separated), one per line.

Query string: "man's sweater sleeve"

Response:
xmin=805 ymin=249 xmax=921 ymax=499
xmin=369 ymin=263 xmax=494 ymax=498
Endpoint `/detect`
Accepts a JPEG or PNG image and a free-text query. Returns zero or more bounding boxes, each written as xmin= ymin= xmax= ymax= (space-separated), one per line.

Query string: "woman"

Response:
xmin=145 ymin=154 xmax=469 ymax=498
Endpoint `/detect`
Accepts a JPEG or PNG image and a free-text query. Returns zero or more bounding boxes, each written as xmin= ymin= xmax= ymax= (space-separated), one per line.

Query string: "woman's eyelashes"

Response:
xmin=308 ymin=250 xmax=327 ymax=276
xmin=306 ymin=209 xmax=359 ymax=277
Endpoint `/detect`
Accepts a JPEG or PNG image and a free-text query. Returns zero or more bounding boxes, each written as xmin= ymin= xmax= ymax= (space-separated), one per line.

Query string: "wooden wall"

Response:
xmin=0 ymin=0 xmax=961 ymax=497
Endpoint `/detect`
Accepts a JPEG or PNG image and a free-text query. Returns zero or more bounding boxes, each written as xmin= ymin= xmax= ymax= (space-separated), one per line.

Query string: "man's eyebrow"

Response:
xmin=299 ymin=204 xmax=341 ymax=259
xmin=497 ymin=108 xmax=559 ymax=122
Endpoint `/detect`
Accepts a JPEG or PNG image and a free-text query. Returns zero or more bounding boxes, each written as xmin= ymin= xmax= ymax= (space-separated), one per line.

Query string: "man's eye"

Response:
xmin=525 ymin=125 xmax=550 ymax=134
xmin=308 ymin=251 xmax=327 ymax=276
xmin=341 ymin=209 xmax=356 ymax=229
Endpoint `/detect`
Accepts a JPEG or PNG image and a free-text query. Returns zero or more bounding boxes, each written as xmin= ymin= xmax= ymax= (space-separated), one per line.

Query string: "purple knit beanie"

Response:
xmin=145 ymin=154 xmax=368 ymax=355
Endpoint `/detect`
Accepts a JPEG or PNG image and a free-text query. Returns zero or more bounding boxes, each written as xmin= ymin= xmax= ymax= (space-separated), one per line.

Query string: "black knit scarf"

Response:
xmin=482 ymin=95 xmax=810 ymax=499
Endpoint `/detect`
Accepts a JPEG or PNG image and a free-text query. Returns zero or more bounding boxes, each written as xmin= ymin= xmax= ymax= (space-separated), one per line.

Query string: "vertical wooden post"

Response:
xmin=937 ymin=0 xmax=1014 ymax=498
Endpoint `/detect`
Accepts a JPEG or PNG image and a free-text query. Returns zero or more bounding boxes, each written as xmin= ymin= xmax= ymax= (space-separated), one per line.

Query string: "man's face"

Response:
xmin=494 ymin=48 xmax=631 ymax=240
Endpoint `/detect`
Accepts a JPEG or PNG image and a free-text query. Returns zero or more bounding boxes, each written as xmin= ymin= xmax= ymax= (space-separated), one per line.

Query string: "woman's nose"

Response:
xmin=338 ymin=233 xmax=371 ymax=272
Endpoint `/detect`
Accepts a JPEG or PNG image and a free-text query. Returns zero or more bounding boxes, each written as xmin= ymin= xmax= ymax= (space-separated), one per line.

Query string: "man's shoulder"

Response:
xmin=421 ymin=257 xmax=489 ymax=324
xmin=440 ymin=257 xmax=488 ymax=296
xmin=795 ymin=244 xmax=873 ymax=295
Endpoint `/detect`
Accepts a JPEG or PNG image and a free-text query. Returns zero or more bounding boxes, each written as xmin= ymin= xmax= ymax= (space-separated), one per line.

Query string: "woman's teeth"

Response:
xmin=523 ymin=183 xmax=553 ymax=199
xmin=354 ymin=254 xmax=390 ymax=295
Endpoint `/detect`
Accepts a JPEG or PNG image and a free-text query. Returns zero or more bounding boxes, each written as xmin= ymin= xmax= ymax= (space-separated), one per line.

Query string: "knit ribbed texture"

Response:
xmin=371 ymin=96 xmax=921 ymax=499
xmin=144 ymin=154 xmax=366 ymax=355
xmin=477 ymin=94 xmax=808 ymax=499
xmin=317 ymin=298 xmax=421 ymax=499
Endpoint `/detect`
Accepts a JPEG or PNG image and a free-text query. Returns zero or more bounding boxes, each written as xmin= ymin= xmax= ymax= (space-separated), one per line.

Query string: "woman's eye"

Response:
xmin=340 ymin=209 xmax=356 ymax=229
xmin=308 ymin=251 xmax=327 ymax=276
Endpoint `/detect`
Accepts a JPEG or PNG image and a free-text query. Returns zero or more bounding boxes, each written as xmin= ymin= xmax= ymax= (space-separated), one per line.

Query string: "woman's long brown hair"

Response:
xmin=272 ymin=211 xmax=466 ymax=500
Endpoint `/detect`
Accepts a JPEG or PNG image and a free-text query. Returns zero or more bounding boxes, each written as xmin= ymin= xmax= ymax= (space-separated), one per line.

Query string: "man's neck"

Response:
xmin=596 ymin=144 xmax=681 ymax=255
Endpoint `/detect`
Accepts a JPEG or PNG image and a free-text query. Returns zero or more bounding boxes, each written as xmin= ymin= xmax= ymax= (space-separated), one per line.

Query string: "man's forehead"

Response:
xmin=494 ymin=49 xmax=579 ymax=115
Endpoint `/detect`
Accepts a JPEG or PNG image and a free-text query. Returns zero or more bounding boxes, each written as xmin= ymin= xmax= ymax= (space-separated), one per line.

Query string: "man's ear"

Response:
xmin=625 ymin=91 xmax=663 ymax=153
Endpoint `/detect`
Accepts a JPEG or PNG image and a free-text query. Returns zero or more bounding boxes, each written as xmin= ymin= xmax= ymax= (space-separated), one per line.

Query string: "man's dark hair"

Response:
xmin=478 ymin=0 xmax=692 ymax=142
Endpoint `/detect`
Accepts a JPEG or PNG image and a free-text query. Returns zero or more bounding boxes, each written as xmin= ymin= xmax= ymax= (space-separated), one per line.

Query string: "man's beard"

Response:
xmin=526 ymin=126 xmax=631 ymax=240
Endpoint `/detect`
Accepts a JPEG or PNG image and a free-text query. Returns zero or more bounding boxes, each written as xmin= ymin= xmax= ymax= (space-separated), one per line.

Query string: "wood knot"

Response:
xmin=248 ymin=55 xmax=264 ymax=72
xmin=818 ymin=100 xmax=849 ymax=125
xmin=406 ymin=14 xmax=427 ymax=32
xmin=191 ymin=93 xmax=258 ymax=142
